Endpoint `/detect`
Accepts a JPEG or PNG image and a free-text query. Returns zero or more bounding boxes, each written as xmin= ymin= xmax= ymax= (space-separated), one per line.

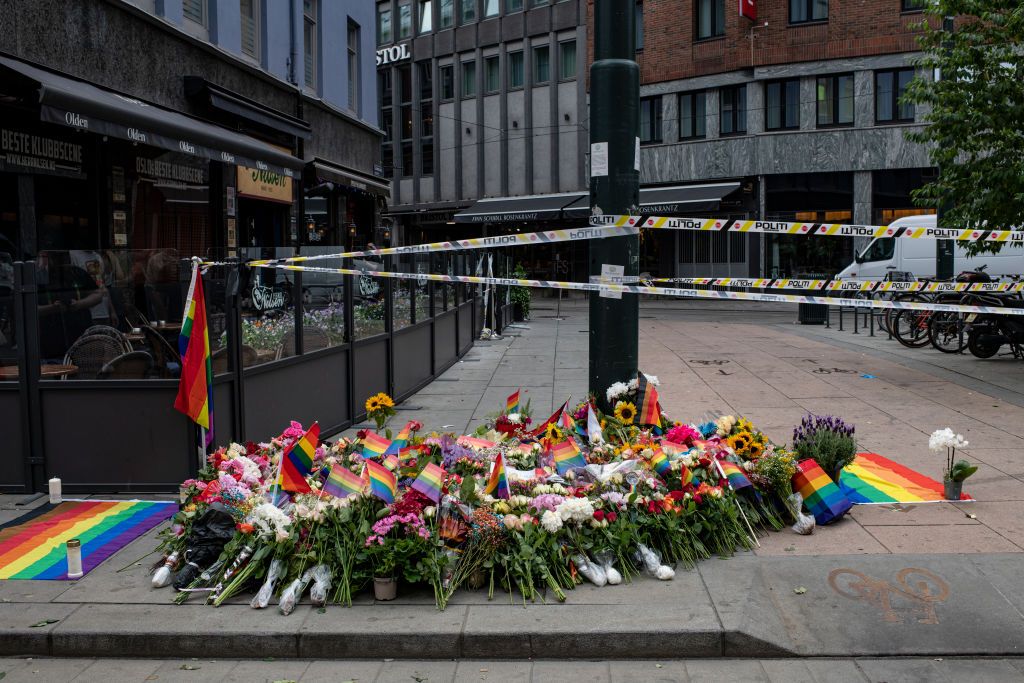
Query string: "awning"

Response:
xmin=184 ymin=77 xmax=312 ymax=140
xmin=563 ymin=182 xmax=743 ymax=218
xmin=453 ymin=192 xmax=583 ymax=224
xmin=0 ymin=56 xmax=303 ymax=176
xmin=310 ymin=158 xmax=390 ymax=196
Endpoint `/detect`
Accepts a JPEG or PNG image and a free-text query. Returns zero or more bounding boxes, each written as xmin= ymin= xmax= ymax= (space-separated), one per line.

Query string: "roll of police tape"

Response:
xmin=237 ymin=224 xmax=637 ymax=267
xmin=261 ymin=262 xmax=1024 ymax=316
xmin=592 ymin=214 xmax=1023 ymax=243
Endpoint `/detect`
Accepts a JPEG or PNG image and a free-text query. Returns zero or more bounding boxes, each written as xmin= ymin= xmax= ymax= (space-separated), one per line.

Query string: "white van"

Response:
xmin=836 ymin=215 xmax=1024 ymax=280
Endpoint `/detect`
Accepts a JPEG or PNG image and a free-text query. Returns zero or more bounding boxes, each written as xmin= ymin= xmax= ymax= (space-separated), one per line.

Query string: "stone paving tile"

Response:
xmin=0 ymin=658 xmax=94 ymax=682
xmin=71 ymin=657 xmax=163 ymax=682
xmin=607 ymin=660 xmax=689 ymax=683
xmin=455 ymin=660 xmax=532 ymax=683
xmin=531 ymin=660 xmax=610 ymax=682
xmin=855 ymin=658 xmax=948 ymax=683
xmin=864 ymin=523 xmax=1023 ymax=554
xmin=755 ymin=517 xmax=890 ymax=556
xmin=685 ymin=660 xmax=768 ymax=682
xmin=300 ymin=659 xmax=383 ymax=682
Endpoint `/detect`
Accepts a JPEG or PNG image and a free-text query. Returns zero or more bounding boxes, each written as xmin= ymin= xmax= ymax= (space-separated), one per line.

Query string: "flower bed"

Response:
xmin=154 ymin=378 xmax=815 ymax=612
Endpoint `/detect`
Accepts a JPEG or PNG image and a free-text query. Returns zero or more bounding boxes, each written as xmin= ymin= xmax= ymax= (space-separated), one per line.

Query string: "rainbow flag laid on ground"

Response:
xmin=411 ymin=462 xmax=446 ymax=503
xmin=506 ymin=390 xmax=520 ymax=414
xmin=650 ymin=447 xmax=671 ymax=477
xmin=323 ymin=464 xmax=365 ymax=499
xmin=362 ymin=432 xmax=392 ymax=459
xmin=365 ymin=460 xmax=397 ymax=504
xmin=552 ymin=439 xmax=586 ymax=475
xmin=483 ymin=453 xmax=510 ymax=499
xmin=719 ymin=460 xmax=753 ymax=491
xmin=280 ymin=423 xmax=319 ymax=493
xmin=0 ymin=500 xmax=176 ymax=580
xmin=840 ymin=452 xmax=973 ymax=504
xmin=174 ymin=263 xmax=214 ymax=446
xmin=792 ymin=459 xmax=853 ymax=525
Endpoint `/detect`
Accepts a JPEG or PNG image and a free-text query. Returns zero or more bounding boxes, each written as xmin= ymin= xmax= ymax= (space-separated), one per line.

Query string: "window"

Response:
xmin=719 ymin=84 xmax=747 ymax=135
xmin=558 ymin=41 xmax=576 ymax=80
xmin=876 ymin=68 xmax=915 ymax=123
xmin=440 ymin=0 xmax=453 ymax=27
xmin=240 ymin=0 xmax=259 ymax=59
xmin=901 ymin=0 xmax=925 ymax=11
xmin=816 ymin=74 xmax=854 ymax=126
xmin=419 ymin=61 xmax=434 ymax=174
xmin=696 ymin=0 xmax=724 ymax=39
xmin=532 ymin=0 xmax=548 ymax=5
xmin=378 ymin=4 xmax=393 ymax=43
xmin=508 ymin=51 xmax=524 ymax=88
xmin=461 ymin=59 xmax=476 ymax=97
xmin=635 ymin=1 xmax=644 ymax=50
xmin=399 ymin=65 xmax=413 ymax=177
xmin=533 ymin=45 xmax=550 ymax=84
xmin=790 ymin=0 xmax=828 ymax=24
xmin=857 ymin=237 xmax=895 ymax=263
xmin=418 ymin=0 xmax=433 ymax=32
xmin=679 ymin=91 xmax=706 ymax=139
xmin=399 ymin=0 xmax=412 ymax=38
xmin=303 ymin=0 xmax=317 ymax=89
xmin=484 ymin=0 xmax=499 ymax=16
xmin=460 ymin=0 xmax=475 ymax=23
xmin=440 ymin=64 xmax=454 ymax=99
xmin=765 ymin=79 xmax=800 ymax=130
xmin=183 ymin=0 xmax=206 ymax=25
xmin=639 ymin=96 xmax=662 ymax=144
xmin=348 ymin=22 xmax=360 ymax=113
xmin=507 ymin=0 xmax=523 ymax=12
xmin=484 ymin=56 xmax=500 ymax=93
xmin=380 ymin=71 xmax=394 ymax=178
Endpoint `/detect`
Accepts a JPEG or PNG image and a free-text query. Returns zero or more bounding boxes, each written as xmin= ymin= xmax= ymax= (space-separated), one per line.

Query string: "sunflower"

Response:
xmin=365 ymin=396 xmax=382 ymax=413
xmin=747 ymin=441 xmax=764 ymax=459
xmin=614 ymin=401 xmax=637 ymax=424
xmin=374 ymin=392 xmax=395 ymax=408
xmin=545 ymin=422 xmax=564 ymax=441
xmin=727 ymin=432 xmax=752 ymax=453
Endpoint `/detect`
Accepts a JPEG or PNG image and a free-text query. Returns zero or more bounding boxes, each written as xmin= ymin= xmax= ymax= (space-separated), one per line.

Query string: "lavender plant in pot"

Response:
xmin=792 ymin=415 xmax=857 ymax=484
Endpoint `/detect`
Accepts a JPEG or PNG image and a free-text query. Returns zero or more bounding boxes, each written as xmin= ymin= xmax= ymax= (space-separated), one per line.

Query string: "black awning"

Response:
xmin=564 ymin=182 xmax=744 ymax=218
xmin=311 ymin=158 xmax=390 ymax=196
xmin=0 ymin=56 xmax=303 ymax=176
xmin=184 ymin=77 xmax=312 ymax=140
xmin=454 ymin=192 xmax=585 ymax=224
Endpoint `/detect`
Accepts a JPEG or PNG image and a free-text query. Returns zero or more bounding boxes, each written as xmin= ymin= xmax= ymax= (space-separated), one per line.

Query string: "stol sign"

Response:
xmin=739 ymin=0 xmax=756 ymax=21
xmin=377 ymin=44 xmax=411 ymax=67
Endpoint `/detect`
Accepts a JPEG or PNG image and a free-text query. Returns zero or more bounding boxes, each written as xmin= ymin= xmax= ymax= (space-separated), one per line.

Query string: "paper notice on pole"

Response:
xmin=600 ymin=264 xmax=624 ymax=299
xmin=590 ymin=142 xmax=608 ymax=177
xmin=634 ymin=137 xmax=640 ymax=171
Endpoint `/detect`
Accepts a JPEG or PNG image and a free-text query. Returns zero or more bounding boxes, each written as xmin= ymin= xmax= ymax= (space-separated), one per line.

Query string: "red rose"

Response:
xmin=356 ymin=429 xmax=368 ymax=440
xmin=593 ymin=509 xmax=605 ymax=521
xmin=667 ymin=490 xmax=685 ymax=502
xmin=606 ymin=511 xmax=618 ymax=523
xmin=693 ymin=494 xmax=704 ymax=505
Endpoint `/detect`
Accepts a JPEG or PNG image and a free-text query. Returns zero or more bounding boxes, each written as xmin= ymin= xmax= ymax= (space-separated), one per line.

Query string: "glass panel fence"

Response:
xmin=353 ymin=254 xmax=386 ymax=338
xmin=297 ymin=245 xmax=347 ymax=351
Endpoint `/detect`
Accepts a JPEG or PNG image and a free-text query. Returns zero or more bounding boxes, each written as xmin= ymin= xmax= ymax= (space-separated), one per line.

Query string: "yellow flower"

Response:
xmin=748 ymin=441 xmax=764 ymax=459
xmin=727 ymin=432 xmax=752 ymax=453
xmin=615 ymin=401 xmax=637 ymax=424
xmin=365 ymin=397 xmax=382 ymax=413
xmin=545 ymin=422 xmax=564 ymax=441
xmin=376 ymin=393 xmax=395 ymax=408
xmin=736 ymin=418 xmax=754 ymax=434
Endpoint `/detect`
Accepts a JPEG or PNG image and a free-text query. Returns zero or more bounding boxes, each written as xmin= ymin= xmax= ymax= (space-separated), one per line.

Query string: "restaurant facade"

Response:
xmin=0 ymin=0 xmax=484 ymax=494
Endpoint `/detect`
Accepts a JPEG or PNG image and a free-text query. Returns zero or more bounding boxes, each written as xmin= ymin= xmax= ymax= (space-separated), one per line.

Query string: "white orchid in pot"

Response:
xmin=929 ymin=428 xmax=976 ymax=500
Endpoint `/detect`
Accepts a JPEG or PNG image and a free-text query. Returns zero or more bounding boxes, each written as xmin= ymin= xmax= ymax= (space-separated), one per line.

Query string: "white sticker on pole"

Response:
xmin=634 ymin=137 xmax=640 ymax=171
xmin=600 ymin=264 xmax=624 ymax=299
xmin=591 ymin=142 xmax=609 ymax=177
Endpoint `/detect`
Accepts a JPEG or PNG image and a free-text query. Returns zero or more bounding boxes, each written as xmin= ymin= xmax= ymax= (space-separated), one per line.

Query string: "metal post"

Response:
xmin=936 ymin=15 xmax=956 ymax=281
xmin=869 ymin=308 xmax=875 ymax=336
xmin=589 ymin=0 xmax=640 ymax=410
xmin=853 ymin=306 xmax=859 ymax=334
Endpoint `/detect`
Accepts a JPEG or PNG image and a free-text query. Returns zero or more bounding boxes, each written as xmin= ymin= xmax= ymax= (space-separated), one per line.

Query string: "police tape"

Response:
xmin=639 ymin=277 xmax=1024 ymax=294
xmin=239 ymin=225 xmax=638 ymax=267
xmin=592 ymin=214 xmax=1024 ymax=243
xmin=259 ymin=262 xmax=1024 ymax=316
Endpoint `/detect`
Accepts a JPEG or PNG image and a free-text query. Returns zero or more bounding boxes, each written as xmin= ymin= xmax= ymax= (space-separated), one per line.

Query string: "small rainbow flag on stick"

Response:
xmin=679 ymin=462 xmax=694 ymax=487
xmin=280 ymin=423 xmax=320 ymax=493
xmin=411 ymin=462 xmax=446 ymax=503
xmin=365 ymin=459 xmax=397 ymax=504
xmin=530 ymin=401 xmax=568 ymax=438
xmin=718 ymin=460 xmax=753 ymax=491
xmin=174 ymin=262 xmax=214 ymax=446
xmin=552 ymin=439 xmax=586 ymax=475
xmin=636 ymin=372 xmax=660 ymax=426
xmin=483 ymin=453 xmax=510 ymax=499
xmin=506 ymin=390 xmax=520 ymax=414
xmin=649 ymin=447 xmax=671 ymax=477
xmin=323 ymin=464 xmax=365 ymax=499
xmin=383 ymin=454 xmax=399 ymax=472
xmin=362 ymin=432 xmax=392 ymax=459
xmin=391 ymin=422 xmax=414 ymax=450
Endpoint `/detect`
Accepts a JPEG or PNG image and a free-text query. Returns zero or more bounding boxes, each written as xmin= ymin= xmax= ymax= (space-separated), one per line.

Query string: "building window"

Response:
xmin=460 ymin=0 xmax=475 ymax=23
xmin=533 ymin=45 xmax=550 ymax=84
xmin=696 ymin=0 xmax=724 ymax=39
xmin=901 ymin=0 xmax=925 ymax=11
xmin=419 ymin=61 xmax=434 ymax=175
xmin=507 ymin=0 xmax=523 ymax=12
xmin=399 ymin=0 xmax=412 ymax=38
xmin=484 ymin=56 xmax=500 ymax=93
xmin=765 ymin=78 xmax=800 ymax=130
xmin=484 ymin=0 xmax=499 ymax=16
xmin=378 ymin=4 xmax=393 ymax=43
xmin=440 ymin=64 xmax=454 ymax=99
xmin=876 ymin=68 xmax=915 ymax=123
xmin=183 ymin=0 xmax=206 ymax=25
xmin=440 ymin=0 xmax=453 ymax=27
xmin=639 ymin=96 xmax=662 ymax=144
xmin=635 ymin=1 xmax=644 ymax=51
xmin=400 ymin=65 xmax=413 ymax=177
xmin=240 ymin=0 xmax=259 ymax=59
xmin=380 ymin=70 xmax=394 ymax=178
xmin=347 ymin=21 xmax=360 ymax=113
xmin=558 ymin=41 xmax=576 ymax=80
xmin=719 ymin=84 xmax=747 ymax=135
xmin=418 ymin=0 xmax=433 ymax=32
xmin=508 ymin=51 xmax=524 ymax=88
xmin=679 ymin=91 xmax=706 ymax=140
xmin=816 ymin=73 xmax=854 ymax=126
xmin=461 ymin=59 xmax=476 ymax=97
xmin=303 ymin=0 xmax=317 ymax=89
xmin=790 ymin=0 xmax=828 ymax=24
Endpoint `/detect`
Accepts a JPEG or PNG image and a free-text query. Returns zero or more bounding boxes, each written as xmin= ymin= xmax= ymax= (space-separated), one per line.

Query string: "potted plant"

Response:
xmin=362 ymin=511 xmax=432 ymax=601
xmin=792 ymin=414 xmax=857 ymax=483
xmin=929 ymin=428 xmax=975 ymax=500
xmin=510 ymin=264 xmax=531 ymax=321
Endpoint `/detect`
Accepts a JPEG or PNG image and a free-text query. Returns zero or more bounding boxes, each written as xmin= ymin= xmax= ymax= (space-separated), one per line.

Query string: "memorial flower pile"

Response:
xmin=153 ymin=376 xmax=835 ymax=612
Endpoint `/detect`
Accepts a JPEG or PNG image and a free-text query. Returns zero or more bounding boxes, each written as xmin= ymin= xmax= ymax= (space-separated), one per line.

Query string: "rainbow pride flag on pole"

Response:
xmin=365 ymin=459 xmax=397 ymax=504
xmin=323 ymin=464 xmax=365 ymax=499
xmin=411 ymin=462 xmax=446 ymax=503
xmin=636 ymin=372 xmax=660 ymax=426
xmin=174 ymin=262 xmax=214 ymax=446
xmin=362 ymin=432 xmax=392 ymax=459
xmin=506 ymin=390 xmax=520 ymax=414
xmin=483 ymin=453 xmax=510 ymax=499
xmin=718 ymin=460 xmax=753 ymax=491
xmin=552 ymin=439 xmax=586 ymax=475
xmin=280 ymin=423 xmax=320 ymax=493
xmin=390 ymin=422 xmax=414 ymax=451
xmin=840 ymin=452 xmax=972 ymax=504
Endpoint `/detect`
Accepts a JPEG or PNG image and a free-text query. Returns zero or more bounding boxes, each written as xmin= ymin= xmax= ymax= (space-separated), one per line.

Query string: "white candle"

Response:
xmin=66 ymin=538 xmax=83 ymax=579
xmin=48 ymin=478 xmax=62 ymax=505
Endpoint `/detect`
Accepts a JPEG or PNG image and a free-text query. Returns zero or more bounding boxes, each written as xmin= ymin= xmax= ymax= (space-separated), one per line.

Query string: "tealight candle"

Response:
xmin=48 ymin=477 xmax=62 ymax=505
xmin=66 ymin=538 xmax=83 ymax=579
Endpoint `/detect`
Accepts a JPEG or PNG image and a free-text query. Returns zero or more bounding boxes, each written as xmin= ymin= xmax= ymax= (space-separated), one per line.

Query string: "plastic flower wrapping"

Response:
xmin=153 ymin=380 xmax=824 ymax=612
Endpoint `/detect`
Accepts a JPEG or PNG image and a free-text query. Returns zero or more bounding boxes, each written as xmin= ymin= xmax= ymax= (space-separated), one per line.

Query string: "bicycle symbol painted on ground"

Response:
xmin=828 ymin=567 xmax=950 ymax=624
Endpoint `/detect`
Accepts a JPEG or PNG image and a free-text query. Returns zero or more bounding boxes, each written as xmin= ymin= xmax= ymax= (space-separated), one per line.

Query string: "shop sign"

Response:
xmin=359 ymin=275 xmax=380 ymax=297
xmin=376 ymin=44 xmax=411 ymax=67
xmin=0 ymin=128 xmax=84 ymax=178
xmin=136 ymin=156 xmax=206 ymax=184
xmin=251 ymin=282 xmax=287 ymax=310
xmin=739 ymin=0 xmax=756 ymax=21
xmin=237 ymin=165 xmax=293 ymax=204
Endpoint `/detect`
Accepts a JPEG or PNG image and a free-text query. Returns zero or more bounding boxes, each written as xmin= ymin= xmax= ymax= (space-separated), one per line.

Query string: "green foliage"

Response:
xmin=903 ymin=1 xmax=1024 ymax=254
xmin=793 ymin=429 xmax=858 ymax=478
xmin=949 ymin=459 xmax=978 ymax=482
xmin=510 ymin=264 xmax=531 ymax=319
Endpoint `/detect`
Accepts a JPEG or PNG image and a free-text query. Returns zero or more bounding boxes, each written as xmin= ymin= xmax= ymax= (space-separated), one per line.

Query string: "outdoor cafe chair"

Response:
xmin=83 ymin=324 xmax=132 ymax=353
xmin=142 ymin=325 xmax=182 ymax=378
xmin=97 ymin=351 xmax=155 ymax=379
xmin=63 ymin=334 xmax=125 ymax=380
